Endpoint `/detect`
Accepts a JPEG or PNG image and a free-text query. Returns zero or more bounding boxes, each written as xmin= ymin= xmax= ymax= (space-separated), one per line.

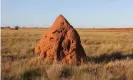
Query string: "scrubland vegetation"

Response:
xmin=1 ymin=28 xmax=133 ymax=80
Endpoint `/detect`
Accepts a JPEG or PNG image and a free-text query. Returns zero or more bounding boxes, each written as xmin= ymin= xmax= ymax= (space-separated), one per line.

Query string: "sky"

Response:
xmin=1 ymin=0 xmax=133 ymax=28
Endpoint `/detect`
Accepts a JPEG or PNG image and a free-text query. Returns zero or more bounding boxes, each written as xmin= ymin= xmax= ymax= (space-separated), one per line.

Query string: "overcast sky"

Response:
xmin=1 ymin=0 xmax=133 ymax=28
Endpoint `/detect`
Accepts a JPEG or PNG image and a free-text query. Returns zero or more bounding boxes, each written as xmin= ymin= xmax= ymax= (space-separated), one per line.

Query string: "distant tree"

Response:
xmin=1 ymin=27 xmax=4 ymax=29
xmin=15 ymin=26 xmax=19 ymax=30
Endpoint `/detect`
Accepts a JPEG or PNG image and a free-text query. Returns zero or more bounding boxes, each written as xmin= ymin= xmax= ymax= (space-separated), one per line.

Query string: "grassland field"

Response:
xmin=1 ymin=28 xmax=133 ymax=80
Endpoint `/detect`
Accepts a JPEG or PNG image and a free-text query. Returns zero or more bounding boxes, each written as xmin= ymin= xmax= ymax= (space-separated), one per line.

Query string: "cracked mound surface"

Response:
xmin=35 ymin=14 xmax=87 ymax=64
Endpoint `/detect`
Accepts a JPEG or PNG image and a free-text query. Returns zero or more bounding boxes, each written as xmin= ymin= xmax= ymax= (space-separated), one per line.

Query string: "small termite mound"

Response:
xmin=35 ymin=14 xmax=88 ymax=65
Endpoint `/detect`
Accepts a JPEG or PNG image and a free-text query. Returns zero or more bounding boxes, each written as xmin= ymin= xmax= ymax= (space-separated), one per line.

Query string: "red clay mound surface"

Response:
xmin=35 ymin=14 xmax=87 ymax=64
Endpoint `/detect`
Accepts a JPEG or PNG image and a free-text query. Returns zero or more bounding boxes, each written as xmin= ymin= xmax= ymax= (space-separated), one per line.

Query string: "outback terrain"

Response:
xmin=1 ymin=28 xmax=133 ymax=80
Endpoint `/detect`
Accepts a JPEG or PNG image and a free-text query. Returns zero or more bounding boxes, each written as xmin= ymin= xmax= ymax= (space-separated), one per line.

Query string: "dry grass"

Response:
xmin=1 ymin=28 xmax=133 ymax=80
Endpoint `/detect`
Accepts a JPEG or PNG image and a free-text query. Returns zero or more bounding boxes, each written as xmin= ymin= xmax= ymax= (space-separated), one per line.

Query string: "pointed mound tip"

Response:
xmin=56 ymin=14 xmax=66 ymax=21
xmin=58 ymin=14 xmax=64 ymax=18
xmin=52 ymin=14 xmax=70 ymax=26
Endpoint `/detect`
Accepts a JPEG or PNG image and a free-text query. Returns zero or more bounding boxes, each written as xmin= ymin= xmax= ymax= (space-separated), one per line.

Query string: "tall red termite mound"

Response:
xmin=35 ymin=14 xmax=87 ymax=64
